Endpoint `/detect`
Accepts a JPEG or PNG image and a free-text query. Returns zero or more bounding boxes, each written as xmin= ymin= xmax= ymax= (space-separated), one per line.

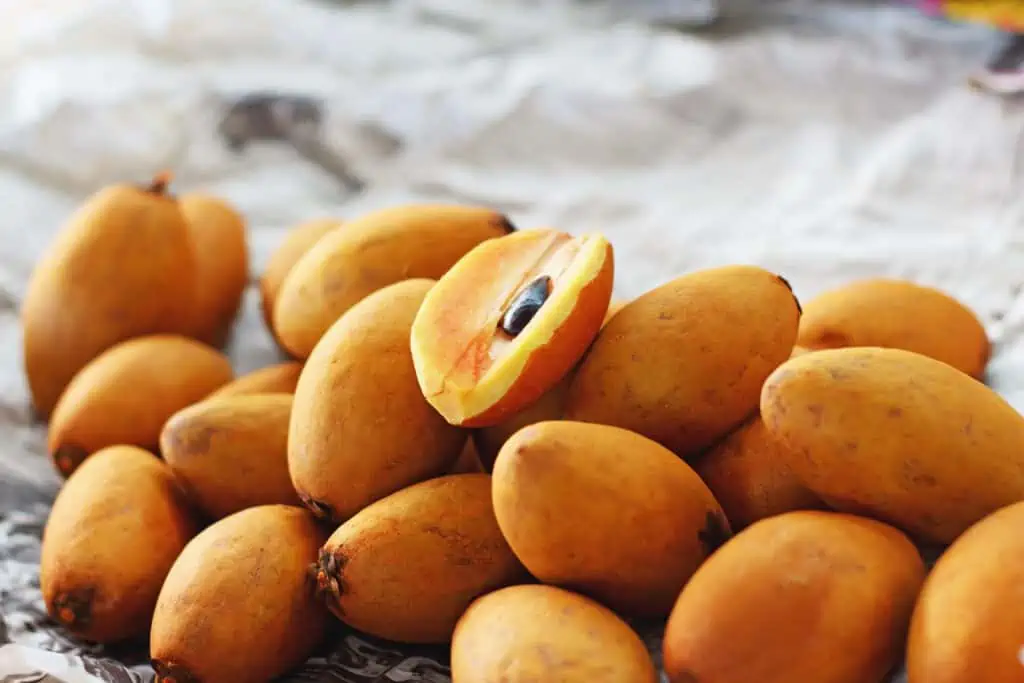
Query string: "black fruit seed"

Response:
xmin=500 ymin=276 xmax=553 ymax=337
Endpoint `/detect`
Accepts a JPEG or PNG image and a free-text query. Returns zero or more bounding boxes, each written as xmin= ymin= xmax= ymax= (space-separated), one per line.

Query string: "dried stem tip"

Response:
xmin=147 ymin=170 xmax=175 ymax=195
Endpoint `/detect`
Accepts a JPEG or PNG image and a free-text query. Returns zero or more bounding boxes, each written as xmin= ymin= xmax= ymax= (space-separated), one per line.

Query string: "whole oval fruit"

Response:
xmin=492 ymin=420 xmax=730 ymax=617
xmin=760 ymin=346 xmax=1024 ymax=544
xmin=663 ymin=510 xmax=925 ymax=683
xmin=288 ymin=279 xmax=466 ymax=524
xmin=310 ymin=473 xmax=527 ymax=644
xmin=565 ymin=265 xmax=800 ymax=458
xmin=160 ymin=393 xmax=300 ymax=520
xmin=274 ymin=204 xmax=514 ymax=358
xmin=906 ymin=500 xmax=1024 ymax=683
xmin=206 ymin=361 xmax=303 ymax=400
xmin=150 ymin=505 xmax=329 ymax=683
xmin=259 ymin=217 xmax=341 ymax=346
xmin=40 ymin=445 xmax=197 ymax=643
xmin=451 ymin=584 xmax=657 ymax=683
xmin=797 ymin=277 xmax=989 ymax=378
xmin=48 ymin=334 xmax=233 ymax=477
xmin=180 ymin=193 xmax=249 ymax=348
xmin=22 ymin=173 xmax=197 ymax=418
xmin=694 ymin=415 xmax=823 ymax=530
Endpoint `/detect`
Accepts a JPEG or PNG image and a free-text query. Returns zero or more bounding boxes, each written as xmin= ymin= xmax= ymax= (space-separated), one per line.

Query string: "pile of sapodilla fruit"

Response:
xmin=21 ymin=172 xmax=1024 ymax=683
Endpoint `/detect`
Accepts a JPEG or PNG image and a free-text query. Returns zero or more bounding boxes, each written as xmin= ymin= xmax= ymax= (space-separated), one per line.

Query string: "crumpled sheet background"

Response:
xmin=0 ymin=0 xmax=1022 ymax=681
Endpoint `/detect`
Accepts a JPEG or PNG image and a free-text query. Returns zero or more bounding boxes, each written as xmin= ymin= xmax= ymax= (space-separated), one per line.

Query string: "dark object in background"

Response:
xmin=217 ymin=93 xmax=365 ymax=193
xmin=969 ymin=34 xmax=1024 ymax=95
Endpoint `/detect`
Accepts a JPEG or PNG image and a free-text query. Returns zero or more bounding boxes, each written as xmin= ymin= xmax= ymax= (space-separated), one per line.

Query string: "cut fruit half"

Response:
xmin=411 ymin=228 xmax=613 ymax=427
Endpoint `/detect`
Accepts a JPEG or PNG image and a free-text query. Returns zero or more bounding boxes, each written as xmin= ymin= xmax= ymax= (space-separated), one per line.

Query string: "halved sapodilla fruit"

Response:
xmin=411 ymin=229 xmax=613 ymax=427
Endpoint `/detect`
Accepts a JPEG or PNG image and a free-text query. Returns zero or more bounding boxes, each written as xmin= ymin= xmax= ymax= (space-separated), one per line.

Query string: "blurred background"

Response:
xmin=0 ymin=0 xmax=1023 ymax=481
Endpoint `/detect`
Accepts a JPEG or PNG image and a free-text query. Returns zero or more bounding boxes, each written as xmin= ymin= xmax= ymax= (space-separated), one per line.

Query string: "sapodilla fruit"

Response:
xmin=259 ymin=217 xmax=340 ymax=346
xmin=311 ymin=474 xmax=528 ymax=644
xmin=47 ymin=334 xmax=233 ymax=477
xmin=179 ymin=193 xmax=249 ymax=348
xmin=150 ymin=505 xmax=329 ymax=683
xmin=565 ymin=265 xmax=799 ymax=458
xmin=452 ymin=585 xmax=658 ymax=683
xmin=160 ymin=394 xmax=300 ymax=520
xmin=411 ymin=228 xmax=613 ymax=427
xmin=288 ymin=279 xmax=466 ymax=524
xmin=22 ymin=172 xmax=197 ymax=419
xmin=273 ymin=204 xmax=513 ymax=359
xmin=796 ymin=277 xmax=990 ymax=378
xmin=906 ymin=500 xmax=1024 ymax=683
xmin=492 ymin=420 xmax=731 ymax=617
xmin=206 ymin=361 xmax=303 ymax=400
xmin=663 ymin=511 xmax=926 ymax=683
xmin=40 ymin=445 xmax=197 ymax=643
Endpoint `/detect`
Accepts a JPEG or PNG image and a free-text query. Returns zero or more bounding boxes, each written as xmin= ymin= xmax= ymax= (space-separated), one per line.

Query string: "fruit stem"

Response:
xmin=147 ymin=170 xmax=174 ymax=195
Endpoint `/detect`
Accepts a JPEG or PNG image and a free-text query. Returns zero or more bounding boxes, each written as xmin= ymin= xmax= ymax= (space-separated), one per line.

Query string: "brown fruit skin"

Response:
xmin=151 ymin=505 xmax=329 ymax=683
xmin=40 ymin=445 xmax=197 ymax=644
xmin=694 ymin=415 xmax=824 ymax=530
xmin=451 ymin=584 xmax=658 ymax=683
xmin=565 ymin=265 xmax=800 ymax=459
xmin=312 ymin=474 xmax=528 ymax=644
xmin=160 ymin=394 xmax=301 ymax=520
xmin=760 ymin=347 xmax=1024 ymax=545
xmin=259 ymin=217 xmax=340 ymax=346
xmin=205 ymin=361 xmax=303 ymax=400
xmin=22 ymin=177 xmax=198 ymax=419
xmin=274 ymin=204 xmax=513 ymax=359
xmin=906 ymin=500 xmax=1024 ymax=683
xmin=492 ymin=420 xmax=730 ymax=617
xmin=288 ymin=279 xmax=466 ymax=525
xmin=179 ymin=193 xmax=249 ymax=348
xmin=47 ymin=335 xmax=233 ymax=478
xmin=663 ymin=510 xmax=925 ymax=683
xmin=797 ymin=277 xmax=990 ymax=379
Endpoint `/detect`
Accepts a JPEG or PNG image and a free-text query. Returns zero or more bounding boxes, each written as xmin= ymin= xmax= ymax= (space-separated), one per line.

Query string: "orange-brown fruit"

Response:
xmin=40 ymin=445 xmax=197 ymax=643
xmin=493 ymin=420 xmax=730 ymax=617
xmin=206 ymin=361 xmax=303 ymax=400
xmin=274 ymin=204 xmax=514 ymax=359
xmin=288 ymin=279 xmax=466 ymax=524
xmin=565 ymin=265 xmax=800 ymax=458
xmin=906 ymin=500 xmax=1024 ymax=683
xmin=663 ymin=510 xmax=925 ymax=683
xmin=451 ymin=584 xmax=658 ymax=683
xmin=760 ymin=347 xmax=1024 ymax=544
xmin=311 ymin=474 xmax=528 ymax=644
xmin=797 ymin=277 xmax=990 ymax=378
xmin=694 ymin=415 xmax=824 ymax=530
xmin=160 ymin=394 xmax=300 ymax=520
xmin=22 ymin=172 xmax=197 ymax=418
xmin=179 ymin=193 xmax=249 ymax=348
xmin=411 ymin=228 xmax=613 ymax=427
xmin=151 ymin=505 xmax=329 ymax=683
xmin=259 ymin=217 xmax=341 ymax=345
xmin=471 ymin=373 xmax=572 ymax=471
xmin=48 ymin=334 xmax=233 ymax=477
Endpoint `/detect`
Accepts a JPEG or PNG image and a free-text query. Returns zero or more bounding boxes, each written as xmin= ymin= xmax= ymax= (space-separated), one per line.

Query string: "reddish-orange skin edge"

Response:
xmin=457 ymin=244 xmax=614 ymax=428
